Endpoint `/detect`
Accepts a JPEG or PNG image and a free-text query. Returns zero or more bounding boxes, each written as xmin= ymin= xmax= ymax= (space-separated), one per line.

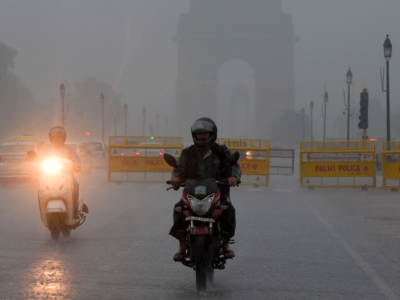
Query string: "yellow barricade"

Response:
xmin=300 ymin=141 xmax=376 ymax=188
xmin=217 ymin=138 xmax=270 ymax=186
xmin=382 ymin=142 xmax=400 ymax=190
xmin=108 ymin=136 xmax=183 ymax=183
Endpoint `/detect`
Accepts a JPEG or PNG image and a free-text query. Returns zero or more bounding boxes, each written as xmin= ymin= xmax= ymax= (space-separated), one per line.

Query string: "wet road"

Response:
xmin=1 ymin=171 xmax=400 ymax=299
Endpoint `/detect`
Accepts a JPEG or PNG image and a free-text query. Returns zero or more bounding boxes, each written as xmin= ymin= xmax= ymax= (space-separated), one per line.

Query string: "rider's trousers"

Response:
xmin=73 ymin=178 xmax=79 ymax=213
xmin=169 ymin=194 xmax=236 ymax=242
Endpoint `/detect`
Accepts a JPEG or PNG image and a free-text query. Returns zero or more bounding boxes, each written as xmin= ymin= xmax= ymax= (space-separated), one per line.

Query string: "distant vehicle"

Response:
xmin=65 ymin=142 xmax=92 ymax=174
xmin=82 ymin=140 xmax=108 ymax=167
xmin=135 ymin=141 xmax=165 ymax=157
xmin=0 ymin=141 xmax=43 ymax=181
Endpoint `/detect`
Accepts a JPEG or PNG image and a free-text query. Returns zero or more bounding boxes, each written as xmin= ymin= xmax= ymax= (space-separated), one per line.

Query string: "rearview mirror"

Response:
xmin=164 ymin=153 xmax=178 ymax=168
xmin=27 ymin=151 xmax=38 ymax=158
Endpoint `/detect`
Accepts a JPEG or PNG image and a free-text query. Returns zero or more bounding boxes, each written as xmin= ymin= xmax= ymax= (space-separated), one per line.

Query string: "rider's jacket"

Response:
xmin=40 ymin=145 xmax=82 ymax=172
xmin=172 ymin=143 xmax=241 ymax=185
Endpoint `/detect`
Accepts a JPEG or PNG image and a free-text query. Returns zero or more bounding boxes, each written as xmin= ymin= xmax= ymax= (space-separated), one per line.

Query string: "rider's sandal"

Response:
xmin=223 ymin=250 xmax=235 ymax=258
xmin=173 ymin=253 xmax=185 ymax=262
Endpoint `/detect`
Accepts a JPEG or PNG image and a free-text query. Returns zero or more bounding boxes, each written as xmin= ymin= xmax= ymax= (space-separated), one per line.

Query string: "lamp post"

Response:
xmin=310 ymin=101 xmax=314 ymax=141
xmin=114 ymin=117 xmax=117 ymax=135
xmin=346 ymin=68 xmax=353 ymax=141
xmin=323 ymin=91 xmax=329 ymax=141
xmin=383 ymin=34 xmax=392 ymax=142
xmin=156 ymin=113 xmax=159 ymax=136
xmin=301 ymin=107 xmax=305 ymax=140
xmin=165 ymin=118 xmax=168 ymax=136
xmin=124 ymin=103 xmax=128 ymax=136
xmin=100 ymin=93 xmax=105 ymax=142
xmin=142 ymin=108 xmax=146 ymax=136
xmin=59 ymin=84 xmax=65 ymax=128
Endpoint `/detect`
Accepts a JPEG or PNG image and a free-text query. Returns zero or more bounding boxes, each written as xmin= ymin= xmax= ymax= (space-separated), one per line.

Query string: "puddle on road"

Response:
xmin=19 ymin=259 xmax=75 ymax=300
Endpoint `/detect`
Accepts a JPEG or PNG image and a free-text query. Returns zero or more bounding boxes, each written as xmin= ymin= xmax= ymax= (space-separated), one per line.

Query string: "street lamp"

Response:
xmin=383 ymin=34 xmax=392 ymax=142
xmin=124 ymin=103 xmax=128 ymax=136
xmin=156 ymin=113 xmax=159 ymax=136
xmin=346 ymin=68 xmax=353 ymax=141
xmin=59 ymin=84 xmax=65 ymax=128
xmin=100 ymin=93 xmax=105 ymax=142
xmin=310 ymin=101 xmax=314 ymax=141
xmin=142 ymin=107 xmax=146 ymax=136
xmin=323 ymin=91 xmax=329 ymax=141
xmin=301 ymin=107 xmax=305 ymax=140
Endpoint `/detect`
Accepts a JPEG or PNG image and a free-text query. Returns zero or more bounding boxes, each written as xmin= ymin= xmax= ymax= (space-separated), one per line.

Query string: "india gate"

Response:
xmin=174 ymin=0 xmax=298 ymax=139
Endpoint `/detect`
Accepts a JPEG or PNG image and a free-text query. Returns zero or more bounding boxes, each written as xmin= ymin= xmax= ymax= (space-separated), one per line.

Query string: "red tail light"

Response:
xmin=159 ymin=152 xmax=163 ymax=156
xmin=121 ymin=153 xmax=125 ymax=156
xmin=77 ymin=153 xmax=81 ymax=157
xmin=136 ymin=152 xmax=140 ymax=156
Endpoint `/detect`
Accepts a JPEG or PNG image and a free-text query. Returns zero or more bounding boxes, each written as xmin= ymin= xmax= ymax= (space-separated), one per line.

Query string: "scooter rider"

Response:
xmin=40 ymin=126 xmax=82 ymax=218
xmin=170 ymin=117 xmax=241 ymax=261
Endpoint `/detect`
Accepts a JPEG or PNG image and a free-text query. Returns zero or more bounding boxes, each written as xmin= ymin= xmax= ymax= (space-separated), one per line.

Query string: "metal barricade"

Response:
xmin=270 ymin=149 xmax=295 ymax=175
xmin=382 ymin=142 xmax=400 ymax=190
xmin=300 ymin=141 xmax=376 ymax=188
xmin=217 ymin=138 xmax=270 ymax=186
xmin=108 ymin=136 xmax=183 ymax=183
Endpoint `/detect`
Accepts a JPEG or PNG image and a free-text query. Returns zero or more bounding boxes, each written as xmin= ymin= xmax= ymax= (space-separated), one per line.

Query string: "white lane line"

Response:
xmin=306 ymin=201 xmax=398 ymax=300
xmin=275 ymin=189 xmax=293 ymax=193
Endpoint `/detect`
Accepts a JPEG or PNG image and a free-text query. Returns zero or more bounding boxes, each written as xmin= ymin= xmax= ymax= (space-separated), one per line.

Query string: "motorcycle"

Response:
xmin=164 ymin=152 xmax=240 ymax=291
xmin=27 ymin=151 xmax=88 ymax=240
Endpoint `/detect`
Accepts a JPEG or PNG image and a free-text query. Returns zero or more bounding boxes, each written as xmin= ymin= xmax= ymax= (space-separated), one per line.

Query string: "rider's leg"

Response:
xmin=73 ymin=178 xmax=79 ymax=216
xmin=219 ymin=194 xmax=236 ymax=257
xmin=170 ymin=200 xmax=187 ymax=259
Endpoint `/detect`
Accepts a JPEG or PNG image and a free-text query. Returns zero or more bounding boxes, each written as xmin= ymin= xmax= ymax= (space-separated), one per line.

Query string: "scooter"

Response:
xmin=27 ymin=151 xmax=88 ymax=240
xmin=164 ymin=152 xmax=240 ymax=291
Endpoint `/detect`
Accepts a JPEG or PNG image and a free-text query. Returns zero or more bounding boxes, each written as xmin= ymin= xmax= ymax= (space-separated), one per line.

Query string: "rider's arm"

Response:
xmin=220 ymin=145 xmax=241 ymax=180
xmin=66 ymin=146 xmax=82 ymax=173
xmin=171 ymin=150 xmax=188 ymax=180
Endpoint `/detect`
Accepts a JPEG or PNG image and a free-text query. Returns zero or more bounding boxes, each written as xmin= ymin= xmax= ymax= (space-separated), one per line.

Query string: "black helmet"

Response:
xmin=191 ymin=117 xmax=218 ymax=149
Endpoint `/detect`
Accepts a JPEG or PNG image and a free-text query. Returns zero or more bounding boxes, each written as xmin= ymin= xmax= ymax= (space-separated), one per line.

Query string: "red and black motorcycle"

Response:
xmin=164 ymin=152 xmax=240 ymax=291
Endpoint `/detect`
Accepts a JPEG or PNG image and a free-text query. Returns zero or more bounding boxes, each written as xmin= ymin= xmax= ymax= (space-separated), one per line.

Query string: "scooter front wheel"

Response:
xmin=62 ymin=229 xmax=71 ymax=237
xmin=51 ymin=228 xmax=60 ymax=240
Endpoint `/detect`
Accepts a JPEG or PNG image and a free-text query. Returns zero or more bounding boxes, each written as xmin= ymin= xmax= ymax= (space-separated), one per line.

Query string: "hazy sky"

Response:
xmin=0 ymin=0 xmax=399 ymax=139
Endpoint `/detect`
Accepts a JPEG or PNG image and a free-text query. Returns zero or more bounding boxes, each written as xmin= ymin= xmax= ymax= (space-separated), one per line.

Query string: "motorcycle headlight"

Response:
xmin=188 ymin=193 xmax=215 ymax=216
xmin=43 ymin=158 xmax=62 ymax=174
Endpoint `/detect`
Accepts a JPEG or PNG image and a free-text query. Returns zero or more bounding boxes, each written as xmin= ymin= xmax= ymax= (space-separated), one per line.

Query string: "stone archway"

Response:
xmin=174 ymin=0 xmax=298 ymax=139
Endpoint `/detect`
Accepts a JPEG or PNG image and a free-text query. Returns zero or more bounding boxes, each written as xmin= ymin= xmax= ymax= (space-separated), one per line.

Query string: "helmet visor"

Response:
xmin=191 ymin=120 xmax=214 ymax=133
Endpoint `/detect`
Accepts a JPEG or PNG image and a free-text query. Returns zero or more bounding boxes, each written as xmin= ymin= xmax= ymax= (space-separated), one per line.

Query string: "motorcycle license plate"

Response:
xmin=185 ymin=216 xmax=215 ymax=223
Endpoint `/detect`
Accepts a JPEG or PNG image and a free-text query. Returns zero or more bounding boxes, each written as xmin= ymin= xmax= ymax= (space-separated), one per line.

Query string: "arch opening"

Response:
xmin=217 ymin=59 xmax=255 ymax=139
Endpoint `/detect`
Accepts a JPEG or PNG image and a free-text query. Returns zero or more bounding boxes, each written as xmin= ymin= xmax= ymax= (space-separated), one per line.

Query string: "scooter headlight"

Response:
xmin=43 ymin=158 xmax=62 ymax=174
xmin=188 ymin=193 xmax=215 ymax=216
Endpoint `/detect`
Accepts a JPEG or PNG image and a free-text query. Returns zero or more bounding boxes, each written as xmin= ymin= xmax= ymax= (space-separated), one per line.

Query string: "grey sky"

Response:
xmin=0 ymin=0 xmax=399 ymax=139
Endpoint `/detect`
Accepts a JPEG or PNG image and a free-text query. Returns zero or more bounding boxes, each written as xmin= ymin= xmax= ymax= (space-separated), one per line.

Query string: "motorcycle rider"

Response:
xmin=170 ymin=117 xmax=241 ymax=261
xmin=40 ymin=126 xmax=82 ymax=218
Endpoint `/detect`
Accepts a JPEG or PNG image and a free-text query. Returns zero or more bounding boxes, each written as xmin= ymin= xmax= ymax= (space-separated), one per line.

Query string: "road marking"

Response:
xmin=245 ymin=189 xmax=263 ymax=192
xmin=306 ymin=201 xmax=398 ymax=300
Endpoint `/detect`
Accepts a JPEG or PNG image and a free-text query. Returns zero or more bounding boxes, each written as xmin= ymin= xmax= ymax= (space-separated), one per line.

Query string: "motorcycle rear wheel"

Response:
xmin=207 ymin=266 xmax=214 ymax=284
xmin=194 ymin=236 xmax=207 ymax=291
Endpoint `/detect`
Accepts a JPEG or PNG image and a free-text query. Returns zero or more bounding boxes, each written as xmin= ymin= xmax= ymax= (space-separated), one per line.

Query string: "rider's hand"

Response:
xmin=170 ymin=177 xmax=180 ymax=186
xmin=228 ymin=177 xmax=238 ymax=187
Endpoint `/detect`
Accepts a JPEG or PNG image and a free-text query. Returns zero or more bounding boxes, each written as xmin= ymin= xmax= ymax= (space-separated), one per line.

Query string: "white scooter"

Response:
xmin=27 ymin=151 xmax=88 ymax=240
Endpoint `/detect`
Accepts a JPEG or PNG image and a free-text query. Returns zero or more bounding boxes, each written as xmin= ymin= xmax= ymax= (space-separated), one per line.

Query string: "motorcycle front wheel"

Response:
xmin=194 ymin=235 xmax=207 ymax=291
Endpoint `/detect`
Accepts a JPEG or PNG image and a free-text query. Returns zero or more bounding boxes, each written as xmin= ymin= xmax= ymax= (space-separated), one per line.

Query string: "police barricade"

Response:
xmin=108 ymin=136 xmax=183 ymax=183
xmin=270 ymin=149 xmax=295 ymax=175
xmin=382 ymin=142 xmax=400 ymax=190
xmin=300 ymin=141 xmax=376 ymax=188
xmin=217 ymin=138 xmax=270 ymax=186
